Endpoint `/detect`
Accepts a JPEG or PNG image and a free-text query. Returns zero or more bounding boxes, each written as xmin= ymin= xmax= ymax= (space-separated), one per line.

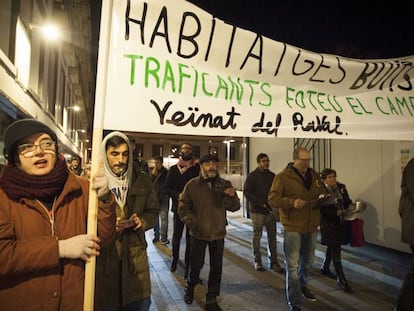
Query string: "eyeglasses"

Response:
xmin=298 ymin=158 xmax=312 ymax=162
xmin=17 ymin=140 xmax=56 ymax=157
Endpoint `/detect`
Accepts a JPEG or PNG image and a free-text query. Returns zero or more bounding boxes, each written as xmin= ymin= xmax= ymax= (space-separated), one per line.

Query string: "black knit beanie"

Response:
xmin=3 ymin=119 xmax=58 ymax=164
xmin=200 ymin=154 xmax=219 ymax=164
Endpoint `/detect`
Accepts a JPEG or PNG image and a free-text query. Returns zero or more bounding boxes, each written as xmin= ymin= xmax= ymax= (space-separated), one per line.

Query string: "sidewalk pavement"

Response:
xmin=146 ymin=208 xmax=411 ymax=310
xmin=226 ymin=208 xmax=411 ymax=291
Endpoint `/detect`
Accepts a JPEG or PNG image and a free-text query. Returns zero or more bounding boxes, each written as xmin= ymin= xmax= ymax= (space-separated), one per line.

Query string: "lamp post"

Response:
xmin=80 ymin=139 xmax=90 ymax=164
xmin=223 ymin=137 xmax=235 ymax=177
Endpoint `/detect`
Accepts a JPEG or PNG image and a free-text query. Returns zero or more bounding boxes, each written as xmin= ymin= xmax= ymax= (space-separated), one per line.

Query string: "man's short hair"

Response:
xmin=105 ymin=135 xmax=128 ymax=151
xmin=152 ymin=155 xmax=163 ymax=163
xmin=256 ymin=153 xmax=268 ymax=163
xmin=293 ymin=147 xmax=309 ymax=159
xmin=180 ymin=143 xmax=193 ymax=149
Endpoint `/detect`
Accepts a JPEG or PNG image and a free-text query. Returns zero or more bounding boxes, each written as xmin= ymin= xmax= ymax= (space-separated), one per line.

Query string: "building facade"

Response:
xmin=0 ymin=0 xmax=95 ymax=166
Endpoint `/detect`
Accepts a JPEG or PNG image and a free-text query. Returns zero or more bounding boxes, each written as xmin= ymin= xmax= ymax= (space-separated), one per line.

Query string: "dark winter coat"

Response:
xmin=399 ymin=157 xmax=414 ymax=246
xmin=164 ymin=162 xmax=200 ymax=212
xmin=268 ymin=165 xmax=323 ymax=233
xmin=96 ymin=164 xmax=159 ymax=308
xmin=244 ymin=167 xmax=276 ymax=218
xmin=0 ymin=172 xmax=116 ymax=311
xmin=151 ymin=166 xmax=168 ymax=202
xmin=320 ymin=182 xmax=352 ymax=246
xmin=178 ymin=175 xmax=240 ymax=241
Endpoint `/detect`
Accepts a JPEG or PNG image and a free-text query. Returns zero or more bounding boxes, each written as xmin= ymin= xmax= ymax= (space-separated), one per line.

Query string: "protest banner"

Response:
xmin=99 ymin=0 xmax=413 ymax=141
xmin=85 ymin=0 xmax=414 ymax=309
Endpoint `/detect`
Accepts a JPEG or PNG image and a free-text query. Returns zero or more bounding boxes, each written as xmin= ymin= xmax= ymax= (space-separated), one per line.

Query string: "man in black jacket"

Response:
xmin=164 ymin=143 xmax=200 ymax=276
xmin=151 ymin=155 xmax=170 ymax=244
xmin=244 ymin=153 xmax=283 ymax=273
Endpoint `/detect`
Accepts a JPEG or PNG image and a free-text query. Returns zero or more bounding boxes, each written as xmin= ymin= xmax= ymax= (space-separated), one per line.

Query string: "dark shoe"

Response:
xmin=170 ymin=260 xmax=178 ymax=272
xmin=337 ymin=277 xmax=353 ymax=292
xmin=184 ymin=285 xmax=194 ymax=304
xmin=254 ymin=261 xmax=265 ymax=271
xmin=333 ymin=260 xmax=353 ymax=292
xmin=205 ymin=301 xmax=223 ymax=311
xmin=152 ymin=237 xmax=159 ymax=243
xmin=271 ymin=261 xmax=284 ymax=273
xmin=320 ymin=268 xmax=336 ymax=279
xmin=301 ymin=286 xmax=317 ymax=301
xmin=160 ymin=238 xmax=170 ymax=245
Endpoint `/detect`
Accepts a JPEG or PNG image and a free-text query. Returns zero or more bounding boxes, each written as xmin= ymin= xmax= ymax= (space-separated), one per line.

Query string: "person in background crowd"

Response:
xmin=151 ymin=155 xmax=170 ymax=244
xmin=164 ymin=143 xmax=200 ymax=277
xmin=96 ymin=131 xmax=159 ymax=311
xmin=244 ymin=153 xmax=283 ymax=273
xmin=128 ymin=135 xmax=150 ymax=175
xmin=69 ymin=156 xmax=83 ymax=176
xmin=81 ymin=163 xmax=91 ymax=180
xmin=0 ymin=118 xmax=116 ymax=310
xmin=179 ymin=154 xmax=240 ymax=311
xmin=268 ymin=147 xmax=324 ymax=311
xmin=395 ymin=156 xmax=414 ymax=311
xmin=319 ymin=168 xmax=353 ymax=292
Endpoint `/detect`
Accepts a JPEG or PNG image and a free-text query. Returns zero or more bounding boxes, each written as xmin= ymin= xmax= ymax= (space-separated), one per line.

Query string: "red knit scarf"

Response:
xmin=0 ymin=155 xmax=69 ymax=202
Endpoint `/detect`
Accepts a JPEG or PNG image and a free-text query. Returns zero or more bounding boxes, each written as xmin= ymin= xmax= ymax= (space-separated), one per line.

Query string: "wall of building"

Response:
xmin=248 ymin=137 xmax=413 ymax=254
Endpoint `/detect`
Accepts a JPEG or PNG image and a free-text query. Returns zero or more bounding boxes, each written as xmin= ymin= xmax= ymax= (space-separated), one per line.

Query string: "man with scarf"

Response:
xmin=164 ymin=143 xmax=200 ymax=276
xmin=96 ymin=132 xmax=158 ymax=311
xmin=0 ymin=118 xmax=116 ymax=310
xmin=178 ymin=154 xmax=240 ymax=311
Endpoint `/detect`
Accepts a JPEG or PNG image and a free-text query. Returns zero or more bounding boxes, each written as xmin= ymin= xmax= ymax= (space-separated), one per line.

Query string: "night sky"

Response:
xmin=187 ymin=0 xmax=414 ymax=59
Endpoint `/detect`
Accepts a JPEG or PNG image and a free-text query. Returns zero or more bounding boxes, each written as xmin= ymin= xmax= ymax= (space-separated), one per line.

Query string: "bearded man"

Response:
xmin=178 ymin=154 xmax=240 ymax=311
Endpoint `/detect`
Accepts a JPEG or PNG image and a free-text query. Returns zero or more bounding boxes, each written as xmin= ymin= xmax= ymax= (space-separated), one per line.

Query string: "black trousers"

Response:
xmin=188 ymin=237 xmax=224 ymax=299
xmin=172 ymin=211 xmax=191 ymax=269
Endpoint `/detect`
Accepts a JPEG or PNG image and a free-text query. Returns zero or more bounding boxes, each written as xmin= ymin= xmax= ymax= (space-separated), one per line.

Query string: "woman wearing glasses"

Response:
xmin=319 ymin=168 xmax=353 ymax=292
xmin=0 ymin=118 xmax=116 ymax=310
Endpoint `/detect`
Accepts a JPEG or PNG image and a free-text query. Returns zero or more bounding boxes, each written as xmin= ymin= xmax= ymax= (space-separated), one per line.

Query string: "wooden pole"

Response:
xmin=83 ymin=0 xmax=113 ymax=310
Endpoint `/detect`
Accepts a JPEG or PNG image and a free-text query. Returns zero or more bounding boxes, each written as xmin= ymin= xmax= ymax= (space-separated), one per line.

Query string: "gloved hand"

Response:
xmin=58 ymin=234 xmax=101 ymax=261
xmin=92 ymin=167 xmax=111 ymax=201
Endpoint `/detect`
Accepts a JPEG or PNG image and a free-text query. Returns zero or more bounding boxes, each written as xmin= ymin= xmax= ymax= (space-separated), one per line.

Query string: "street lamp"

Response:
xmin=223 ymin=137 xmax=235 ymax=177
xmin=67 ymin=105 xmax=81 ymax=112
xmin=29 ymin=23 xmax=61 ymax=41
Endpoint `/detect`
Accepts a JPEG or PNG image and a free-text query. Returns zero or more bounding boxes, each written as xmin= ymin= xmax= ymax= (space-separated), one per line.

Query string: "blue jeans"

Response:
xmin=283 ymin=231 xmax=317 ymax=310
xmin=101 ymin=297 xmax=151 ymax=311
xmin=153 ymin=196 xmax=169 ymax=240
xmin=250 ymin=212 xmax=277 ymax=264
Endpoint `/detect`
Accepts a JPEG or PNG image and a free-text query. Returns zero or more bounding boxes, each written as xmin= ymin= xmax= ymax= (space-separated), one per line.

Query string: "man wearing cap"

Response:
xmin=0 ymin=118 xmax=116 ymax=310
xmin=178 ymin=154 xmax=240 ymax=311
